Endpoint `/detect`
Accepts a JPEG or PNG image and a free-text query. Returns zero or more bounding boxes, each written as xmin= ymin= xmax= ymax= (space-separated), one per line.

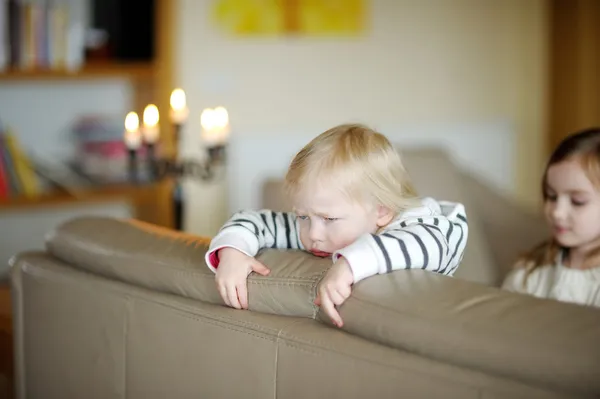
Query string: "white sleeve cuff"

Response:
xmin=333 ymin=234 xmax=380 ymax=283
xmin=204 ymin=230 xmax=259 ymax=273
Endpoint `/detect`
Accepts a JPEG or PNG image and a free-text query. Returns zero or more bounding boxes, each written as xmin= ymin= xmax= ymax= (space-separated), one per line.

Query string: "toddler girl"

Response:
xmin=205 ymin=123 xmax=469 ymax=326
xmin=503 ymin=128 xmax=600 ymax=307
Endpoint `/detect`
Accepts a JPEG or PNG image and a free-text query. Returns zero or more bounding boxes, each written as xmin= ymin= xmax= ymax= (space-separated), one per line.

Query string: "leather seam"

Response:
xmin=145 ymin=299 xmax=285 ymax=335
xmin=248 ymin=280 xmax=316 ymax=287
xmin=57 ymin=251 xmax=323 ymax=283
xmin=273 ymin=319 xmax=306 ymax=398
xmin=53 ymin=243 xmax=326 ymax=282
xmin=173 ymin=311 xmax=281 ymax=341
xmin=122 ymin=296 xmax=131 ymax=398
xmin=310 ymin=268 xmax=329 ymax=318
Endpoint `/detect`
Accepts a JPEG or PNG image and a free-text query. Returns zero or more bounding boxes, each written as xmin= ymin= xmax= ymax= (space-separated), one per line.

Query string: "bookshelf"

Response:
xmin=0 ymin=0 xmax=176 ymax=229
xmin=0 ymin=61 xmax=156 ymax=81
xmin=0 ymin=185 xmax=144 ymax=209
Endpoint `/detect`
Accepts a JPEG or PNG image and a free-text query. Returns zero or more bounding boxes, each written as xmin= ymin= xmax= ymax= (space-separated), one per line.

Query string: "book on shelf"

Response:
xmin=0 ymin=0 xmax=86 ymax=73
xmin=0 ymin=129 xmax=43 ymax=199
xmin=71 ymin=115 xmax=153 ymax=184
xmin=0 ymin=120 xmax=97 ymax=201
xmin=0 ymin=114 xmax=158 ymax=202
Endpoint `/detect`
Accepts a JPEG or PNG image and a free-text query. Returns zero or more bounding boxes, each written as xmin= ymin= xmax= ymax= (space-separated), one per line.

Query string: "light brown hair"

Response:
xmin=284 ymin=123 xmax=419 ymax=216
xmin=518 ymin=128 xmax=600 ymax=279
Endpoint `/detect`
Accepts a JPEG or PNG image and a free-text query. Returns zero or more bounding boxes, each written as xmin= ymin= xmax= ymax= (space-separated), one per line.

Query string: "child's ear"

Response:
xmin=376 ymin=205 xmax=395 ymax=227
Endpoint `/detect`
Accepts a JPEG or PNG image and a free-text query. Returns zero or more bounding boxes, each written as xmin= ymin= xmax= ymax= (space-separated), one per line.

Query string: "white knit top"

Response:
xmin=502 ymin=253 xmax=600 ymax=308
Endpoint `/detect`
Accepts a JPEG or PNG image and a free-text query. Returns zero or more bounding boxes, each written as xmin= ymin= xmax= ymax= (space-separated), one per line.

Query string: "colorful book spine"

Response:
xmin=3 ymin=131 xmax=41 ymax=197
xmin=0 ymin=133 xmax=23 ymax=196
xmin=0 ymin=145 xmax=8 ymax=198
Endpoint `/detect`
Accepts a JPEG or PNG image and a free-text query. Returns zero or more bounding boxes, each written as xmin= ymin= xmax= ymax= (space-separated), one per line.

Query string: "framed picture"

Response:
xmin=212 ymin=0 xmax=366 ymax=37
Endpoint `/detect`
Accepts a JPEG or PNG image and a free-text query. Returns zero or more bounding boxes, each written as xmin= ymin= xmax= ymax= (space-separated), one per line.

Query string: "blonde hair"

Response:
xmin=284 ymin=123 xmax=419 ymax=216
xmin=518 ymin=127 xmax=600 ymax=281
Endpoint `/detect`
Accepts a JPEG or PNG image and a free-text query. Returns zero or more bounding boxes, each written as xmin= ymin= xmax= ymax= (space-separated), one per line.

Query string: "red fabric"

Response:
xmin=208 ymin=249 xmax=220 ymax=269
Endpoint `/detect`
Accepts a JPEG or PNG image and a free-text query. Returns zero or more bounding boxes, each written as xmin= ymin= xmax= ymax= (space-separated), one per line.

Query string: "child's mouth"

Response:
xmin=310 ymin=249 xmax=332 ymax=258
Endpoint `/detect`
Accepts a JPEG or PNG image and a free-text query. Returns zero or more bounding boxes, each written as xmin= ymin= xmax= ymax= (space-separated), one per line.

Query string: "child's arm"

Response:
xmin=333 ymin=203 xmax=468 ymax=283
xmin=319 ymin=202 xmax=467 ymax=327
xmin=205 ymin=209 xmax=304 ymax=272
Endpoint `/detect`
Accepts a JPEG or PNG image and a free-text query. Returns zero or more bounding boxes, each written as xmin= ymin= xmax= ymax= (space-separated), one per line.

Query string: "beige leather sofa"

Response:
xmin=9 ymin=149 xmax=600 ymax=399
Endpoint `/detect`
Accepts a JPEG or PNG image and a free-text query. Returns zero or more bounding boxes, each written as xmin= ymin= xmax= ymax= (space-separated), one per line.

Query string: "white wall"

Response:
xmin=227 ymin=122 xmax=515 ymax=214
xmin=174 ymin=0 xmax=547 ymax=235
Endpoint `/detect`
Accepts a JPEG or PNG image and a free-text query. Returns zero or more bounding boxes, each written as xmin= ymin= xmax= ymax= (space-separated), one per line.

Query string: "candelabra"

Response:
xmin=123 ymin=89 xmax=230 ymax=229
xmin=123 ymin=90 xmax=230 ymax=184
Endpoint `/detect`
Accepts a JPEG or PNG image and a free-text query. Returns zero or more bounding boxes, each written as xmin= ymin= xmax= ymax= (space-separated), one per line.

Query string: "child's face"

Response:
xmin=292 ymin=185 xmax=393 ymax=257
xmin=544 ymin=158 xmax=600 ymax=252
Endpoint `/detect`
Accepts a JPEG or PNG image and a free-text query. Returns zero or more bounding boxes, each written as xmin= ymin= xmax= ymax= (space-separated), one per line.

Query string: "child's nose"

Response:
xmin=309 ymin=224 xmax=324 ymax=241
xmin=552 ymin=202 xmax=567 ymax=221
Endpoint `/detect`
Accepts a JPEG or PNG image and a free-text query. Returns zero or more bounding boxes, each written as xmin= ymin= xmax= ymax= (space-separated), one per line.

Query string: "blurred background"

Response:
xmin=0 ymin=0 xmax=597 ymax=274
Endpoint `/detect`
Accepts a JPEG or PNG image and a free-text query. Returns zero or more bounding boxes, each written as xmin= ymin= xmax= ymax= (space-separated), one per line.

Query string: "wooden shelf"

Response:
xmin=0 ymin=0 xmax=176 ymax=228
xmin=0 ymin=61 xmax=155 ymax=81
xmin=0 ymin=184 xmax=156 ymax=211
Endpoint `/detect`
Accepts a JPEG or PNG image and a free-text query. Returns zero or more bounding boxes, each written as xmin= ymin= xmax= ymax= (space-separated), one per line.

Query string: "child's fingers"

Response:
xmin=251 ymin=260 xmax=271 ymax=276
xmin=227 ymin=285 xmax=242 ymax=309
xmin=338 ymin=284 xmax=352 ymax=300
xmin=328 ymin=289 xmax=346 ymax=306
xmin=217 ymin=283 xmax=231 ymax=307
xmin=237 ymin=282 xmax=249 ymax=309
xmin=313 ymin=295 xmax=321 ymax=306
xmin=321 ymin=295 xmax=343 ymax=328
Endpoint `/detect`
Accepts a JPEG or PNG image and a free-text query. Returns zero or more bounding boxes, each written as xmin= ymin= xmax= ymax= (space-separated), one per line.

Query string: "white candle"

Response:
xmin=170 ymin=88 xmax=189 ymax=125
xmin=124 ymin=111 xmax=142 ymax=149
xmin=201 ymin=106 xmax=230 ymax=146
xmin=142 ymin=104 xmax=160 ymax=144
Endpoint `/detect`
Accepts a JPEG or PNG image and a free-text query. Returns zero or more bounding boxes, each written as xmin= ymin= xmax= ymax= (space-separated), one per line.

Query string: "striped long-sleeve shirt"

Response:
xmin=205 ymin=197 xmax=468 ymax=283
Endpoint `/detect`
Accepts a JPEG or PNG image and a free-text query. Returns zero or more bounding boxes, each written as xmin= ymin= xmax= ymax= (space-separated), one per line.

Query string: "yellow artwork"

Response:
xmin=211 ymin=0 xmax=365 ymax=36
xmin=212 ymin=0 xmax=285 ymax=36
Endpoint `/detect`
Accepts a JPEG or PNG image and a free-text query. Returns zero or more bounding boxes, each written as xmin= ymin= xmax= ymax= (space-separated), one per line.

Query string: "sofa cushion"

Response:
xmin=457 ymin=171 xmax=548 ymax=282
xmin=44 ymin=217 xmax=326 ymax=318
xmin=324 ymin=269 xmax=600 ymax=396
xmin=400 ymin=148 xmax=498 ymax=285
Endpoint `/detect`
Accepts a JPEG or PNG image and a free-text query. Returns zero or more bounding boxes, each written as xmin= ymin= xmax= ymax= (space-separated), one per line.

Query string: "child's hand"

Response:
xmin=215 ymin=247 xmax=270 ymax=309
xmin=315 ymin=257 xmax=354 ymax=328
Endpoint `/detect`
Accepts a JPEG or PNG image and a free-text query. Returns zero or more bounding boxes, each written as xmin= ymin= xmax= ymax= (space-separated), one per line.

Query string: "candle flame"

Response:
xmin=170 ymin=88 xmax=187 ymax=111
xmin=125 ymin=112 xmax=139 ymax=132
xmin=143 ymin=104 xmax=160 ymax=127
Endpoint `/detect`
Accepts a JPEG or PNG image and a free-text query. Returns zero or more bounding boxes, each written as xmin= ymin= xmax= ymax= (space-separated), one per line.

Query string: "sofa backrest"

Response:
xmin=32 ymin=215 xmax=600 ymax=398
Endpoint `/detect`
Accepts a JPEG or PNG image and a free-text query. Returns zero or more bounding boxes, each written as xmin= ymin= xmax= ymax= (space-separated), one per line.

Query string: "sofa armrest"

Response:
xmin=323 ymin=270 xmax=600 ymax=396
xmin=44 ymin=216 xmax=328 ymax=318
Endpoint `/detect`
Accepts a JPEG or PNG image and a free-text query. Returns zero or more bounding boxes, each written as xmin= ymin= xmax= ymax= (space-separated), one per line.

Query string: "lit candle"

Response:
xmin=142 ymin=104 xmax=160 ymax=144
xmin=201 ymin=106 xmax=230 ymax=146
xmin=124 ymin=112 xmax=141 ymax=149
xmin=123 ymin=111 xmax=141 ymax=183
xmin=142 ymin=104 xmax=160 ymax=181
xmin=170 ymin=88 xmax=189 ymax=125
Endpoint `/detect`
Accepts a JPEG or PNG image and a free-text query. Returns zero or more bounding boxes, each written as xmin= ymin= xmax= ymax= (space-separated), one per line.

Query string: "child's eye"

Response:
xmin=297 ymin=215 xmax=309 ymax=221
xmin=545 ymin=194 xmax=557 ymax=202
xmin=572 ymin=200 xmax=587 ymax=207
xmin=324 ymin=217 xmax=338 ymax=222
